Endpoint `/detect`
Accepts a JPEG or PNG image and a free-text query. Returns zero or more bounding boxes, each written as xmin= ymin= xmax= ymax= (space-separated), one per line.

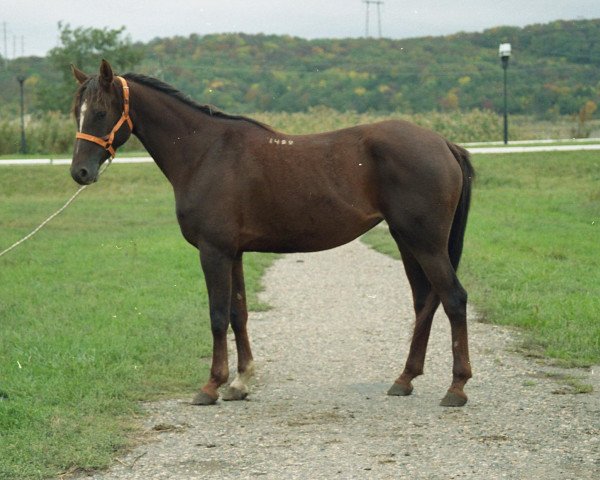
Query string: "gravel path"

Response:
xmin=79 ymin=240 xmax=599 ymax=479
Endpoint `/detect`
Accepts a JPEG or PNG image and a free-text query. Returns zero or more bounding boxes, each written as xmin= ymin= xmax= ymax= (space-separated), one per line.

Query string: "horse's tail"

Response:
xmin=446 ymin=141 xmax=475 ymax=271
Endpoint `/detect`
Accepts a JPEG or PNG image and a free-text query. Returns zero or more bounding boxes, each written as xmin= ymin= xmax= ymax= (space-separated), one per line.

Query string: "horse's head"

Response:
xmin=70 ymin=60 xmax=133 ymax=185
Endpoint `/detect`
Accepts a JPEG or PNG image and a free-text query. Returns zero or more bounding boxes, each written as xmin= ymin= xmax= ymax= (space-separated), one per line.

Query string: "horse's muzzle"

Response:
xmin=70 ymin=164 xmax=98 ymax=185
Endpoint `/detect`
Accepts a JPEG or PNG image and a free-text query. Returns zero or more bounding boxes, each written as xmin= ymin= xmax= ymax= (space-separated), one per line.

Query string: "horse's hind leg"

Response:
xmin=415 ymin=251 xmax=471 ymax=406
xmin=387 ymin=234 xmax=441 ymax=397
xmin=385 ymin=224 xmax=471 ymax=406
xmin=222 ymin=254 xmax=255 ymax=401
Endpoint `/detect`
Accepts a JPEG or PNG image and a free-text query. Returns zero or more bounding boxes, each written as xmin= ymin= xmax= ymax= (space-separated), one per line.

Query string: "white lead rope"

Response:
xmin=0 ymin=159 xmax=112 ymax=258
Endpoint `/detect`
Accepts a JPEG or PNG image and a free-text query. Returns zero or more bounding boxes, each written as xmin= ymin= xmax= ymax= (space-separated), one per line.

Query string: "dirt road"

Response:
xmin=78 ymin=240 xmax=599 ymax=479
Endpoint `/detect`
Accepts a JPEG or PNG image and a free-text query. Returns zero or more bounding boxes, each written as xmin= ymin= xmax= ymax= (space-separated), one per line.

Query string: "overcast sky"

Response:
xmin=3 ymin=1 xmax=600 ymax=58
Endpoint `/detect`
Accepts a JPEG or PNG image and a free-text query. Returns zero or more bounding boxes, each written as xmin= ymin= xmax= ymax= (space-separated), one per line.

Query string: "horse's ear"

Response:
xmin=99 ymin=59 xmax=114 ymax=89
xmin=71 ymin=65 xmax=88 ymax=85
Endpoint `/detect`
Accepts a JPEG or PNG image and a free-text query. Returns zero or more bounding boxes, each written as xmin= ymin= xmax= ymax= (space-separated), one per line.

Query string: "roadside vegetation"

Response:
xmin=2 ymin=108 xmax=599 ymax=156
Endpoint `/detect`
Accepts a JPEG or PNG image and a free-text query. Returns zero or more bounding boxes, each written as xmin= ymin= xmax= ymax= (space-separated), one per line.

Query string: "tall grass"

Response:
xmin=2 ymin=108 xmax=597 ymax=156
xmin=254 ymin=107 xmax=502 ymax=141
xmin=0 ymin=108 xmax=539 ymax=156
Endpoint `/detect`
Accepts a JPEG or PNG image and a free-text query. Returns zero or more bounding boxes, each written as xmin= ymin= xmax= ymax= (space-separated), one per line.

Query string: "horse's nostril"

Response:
xmin=79 ymin=168 xmax=89 ymax=179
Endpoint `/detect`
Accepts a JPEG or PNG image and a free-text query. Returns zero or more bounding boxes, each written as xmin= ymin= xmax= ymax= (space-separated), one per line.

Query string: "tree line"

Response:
xmin=1 ymin=19 xmax=599 ymax=118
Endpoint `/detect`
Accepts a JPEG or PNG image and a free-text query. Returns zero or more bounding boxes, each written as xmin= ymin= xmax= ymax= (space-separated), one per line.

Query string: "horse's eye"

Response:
xmin=95 ymin=111 xmax=107 ymax=119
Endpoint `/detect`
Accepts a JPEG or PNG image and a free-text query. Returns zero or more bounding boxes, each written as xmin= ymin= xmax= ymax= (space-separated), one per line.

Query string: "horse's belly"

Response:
xmin=242 ymin=209 xmax=383 ymax=253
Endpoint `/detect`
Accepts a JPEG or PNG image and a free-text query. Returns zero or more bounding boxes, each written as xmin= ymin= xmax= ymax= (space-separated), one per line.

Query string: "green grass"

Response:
xmin=362 ymin=150 xmax=600 ymax=367
xmin=0 ymin=164 xmax=275 ymax=479
xmin=542 ymin=372 xmax=594 ymax=395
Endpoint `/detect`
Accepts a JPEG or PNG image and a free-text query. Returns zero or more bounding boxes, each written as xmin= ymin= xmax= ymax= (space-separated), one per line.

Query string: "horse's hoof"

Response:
xmin=439 ymin=390 xmax=468 ymax=407
xmin=190 ymin=390 xmax=218 ymax=406
xmin=387 ymin=381 xmax=413 ymax=396
xmin=222 ymin=385 xmax=248 ymax=401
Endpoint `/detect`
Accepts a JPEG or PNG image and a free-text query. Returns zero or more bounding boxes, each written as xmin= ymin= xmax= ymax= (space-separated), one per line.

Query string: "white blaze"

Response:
xmin=78 ymin=100 xmax=88 ymax=132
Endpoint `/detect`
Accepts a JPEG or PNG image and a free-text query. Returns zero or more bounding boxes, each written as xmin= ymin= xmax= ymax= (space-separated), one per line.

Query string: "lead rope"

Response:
xmin=0 ymin=159 xmax=112 ymax=258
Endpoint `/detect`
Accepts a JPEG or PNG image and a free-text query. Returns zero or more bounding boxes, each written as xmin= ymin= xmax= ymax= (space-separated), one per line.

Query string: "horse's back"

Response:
xmin=294 ymin=119 xmax=462 ymax=185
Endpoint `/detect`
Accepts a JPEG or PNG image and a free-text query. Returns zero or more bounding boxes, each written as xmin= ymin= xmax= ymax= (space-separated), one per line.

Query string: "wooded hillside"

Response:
xmin=1 ymin=18 xmax=599 ymax=117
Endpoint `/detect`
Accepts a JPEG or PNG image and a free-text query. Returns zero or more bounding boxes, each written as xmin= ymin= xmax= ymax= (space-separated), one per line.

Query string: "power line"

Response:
xmin=363 ymin=1 xmax=384 ymax=38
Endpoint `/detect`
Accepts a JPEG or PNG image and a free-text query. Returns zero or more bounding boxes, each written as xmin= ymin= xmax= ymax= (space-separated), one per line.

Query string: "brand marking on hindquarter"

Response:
xmin=269 ymin=137 xmax=294 ymax=146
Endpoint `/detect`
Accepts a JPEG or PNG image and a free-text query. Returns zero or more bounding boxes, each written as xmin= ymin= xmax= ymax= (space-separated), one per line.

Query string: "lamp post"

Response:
xmin=499 ymin=43 xmax=511 ymax=144
xmin=17 ymin=75 xmax=27 ymax=154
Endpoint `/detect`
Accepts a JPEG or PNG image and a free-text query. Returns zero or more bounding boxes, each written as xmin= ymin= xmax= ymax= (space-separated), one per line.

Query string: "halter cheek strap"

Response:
xmin=75 ymin=76 xmax=133 ymax=158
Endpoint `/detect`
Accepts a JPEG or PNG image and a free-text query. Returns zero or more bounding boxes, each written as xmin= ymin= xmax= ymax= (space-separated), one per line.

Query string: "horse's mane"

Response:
xmin=123 ymin=73 xmax=274 ymax=132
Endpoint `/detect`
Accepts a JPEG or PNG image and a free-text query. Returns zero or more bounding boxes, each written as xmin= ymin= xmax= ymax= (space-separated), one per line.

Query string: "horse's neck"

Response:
xmin=129 ymin=84 xmax=223 ymax=183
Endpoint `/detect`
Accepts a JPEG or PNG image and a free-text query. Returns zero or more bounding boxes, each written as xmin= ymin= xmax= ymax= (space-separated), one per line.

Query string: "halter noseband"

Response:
xmin=75 ymin=76 xmax=133 ymax=158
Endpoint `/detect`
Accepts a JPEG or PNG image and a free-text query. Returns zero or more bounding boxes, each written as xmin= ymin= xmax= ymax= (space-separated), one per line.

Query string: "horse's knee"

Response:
xmin=210 ymin=310 xmax=230 ymax=336
xmin=442 ymin=285 xmax=467 ymax=321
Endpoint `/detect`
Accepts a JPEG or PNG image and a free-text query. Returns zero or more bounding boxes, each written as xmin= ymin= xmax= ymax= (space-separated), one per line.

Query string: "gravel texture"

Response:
xmin=78 ymin=240 xmax=599 ymax=479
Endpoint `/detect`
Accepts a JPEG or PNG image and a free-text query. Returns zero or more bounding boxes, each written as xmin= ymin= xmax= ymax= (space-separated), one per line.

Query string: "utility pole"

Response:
xmin=3 ymin=22 xmax=7 ymax=67
xmin=17 ymin=76 xmax=27 ymax=154
xmin=363 ymin=1 xmax=384 ymax=38
xmin=499 ymin=43 xmax=512 ymax=144
xmin=376 ymin=0 xmax=382 ymax=38
xmin=364 ymin=0 xmax=370 ymax=37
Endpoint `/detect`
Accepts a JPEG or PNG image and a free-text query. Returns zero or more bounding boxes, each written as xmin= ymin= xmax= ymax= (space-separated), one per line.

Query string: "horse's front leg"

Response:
xmin=222 ymin=253 xmax=255 ymax=401
xmin=191 ymin=244 xmax=233 ymax=405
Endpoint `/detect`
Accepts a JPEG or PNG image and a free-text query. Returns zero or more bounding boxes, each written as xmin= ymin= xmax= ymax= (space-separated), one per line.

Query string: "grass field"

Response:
xmin=1 ymin=150 xmax=599 ymax=478
xmin=362 ymin=150 xmax=600 ymax=367
xmin=0 ymin=164 xmax=274 ymax=479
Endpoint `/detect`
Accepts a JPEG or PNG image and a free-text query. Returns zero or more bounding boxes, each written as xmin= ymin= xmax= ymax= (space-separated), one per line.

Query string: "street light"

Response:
xmin=17 ymin=75 xmax=27 ymax=154
xmin=499 ymin=43 xmax=511 ymax=144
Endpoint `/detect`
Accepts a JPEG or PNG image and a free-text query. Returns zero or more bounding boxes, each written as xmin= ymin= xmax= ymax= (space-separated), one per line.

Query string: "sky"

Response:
xmin=3 ymin=0 xmax=600 ymax=58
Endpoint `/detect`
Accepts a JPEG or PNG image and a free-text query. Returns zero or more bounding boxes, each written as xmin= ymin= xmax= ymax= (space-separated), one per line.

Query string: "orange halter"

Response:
xmin=75 ymin=76 xmax=133 ymax=158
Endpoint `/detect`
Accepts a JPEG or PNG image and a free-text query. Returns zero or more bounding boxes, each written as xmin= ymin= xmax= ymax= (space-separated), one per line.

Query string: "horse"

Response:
xmin=70 ymin=60 xmax=475 ymax=407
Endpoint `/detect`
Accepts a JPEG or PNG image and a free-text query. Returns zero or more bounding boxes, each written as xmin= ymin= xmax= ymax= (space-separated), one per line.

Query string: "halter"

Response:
xmin=75 ymin=76 xmax=133 ymax=158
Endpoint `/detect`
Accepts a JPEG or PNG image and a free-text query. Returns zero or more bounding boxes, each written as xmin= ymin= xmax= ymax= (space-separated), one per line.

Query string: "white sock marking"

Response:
xmin=230 ymin=361 xmax=255 ymax=391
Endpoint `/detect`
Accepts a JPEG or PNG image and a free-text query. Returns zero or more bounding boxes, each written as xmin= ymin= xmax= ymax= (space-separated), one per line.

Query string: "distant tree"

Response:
xmin=37 ymin=23 xmax=143 ymax=113
xmin=439 ymin=88 xmax=460 ymax=111
xmin=574 ymin=100 xmax=597 ymax=138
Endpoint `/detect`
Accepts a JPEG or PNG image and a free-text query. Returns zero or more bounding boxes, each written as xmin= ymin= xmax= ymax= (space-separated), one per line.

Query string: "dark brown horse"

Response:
xmin=70 ymin=60 xmax=475 ymax=407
